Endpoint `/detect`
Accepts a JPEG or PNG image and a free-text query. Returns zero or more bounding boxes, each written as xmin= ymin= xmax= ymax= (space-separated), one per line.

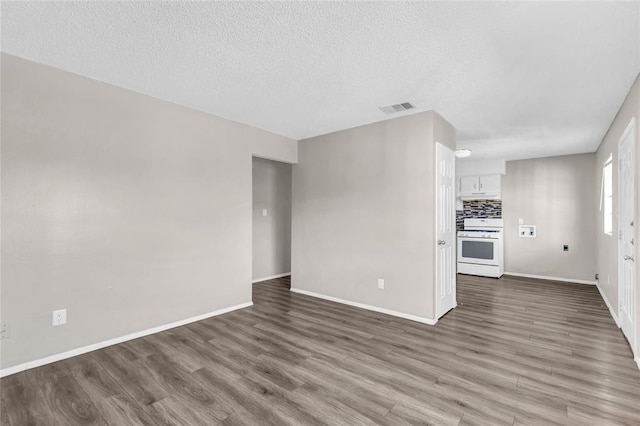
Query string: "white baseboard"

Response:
xmin=504 ymin=271 xmax=597 ymax=286
xmin=635 ymin=355 xmax=640 ymax=371
xmin=252 ymin=272 xmax=291 ymax=283
xmin=290 ymin=288 xmax=436 ymax=325
xmin=595 ymin=282 xmax=621 ymax=328
xmin=0 ymin=301 xmax=253 ymax=378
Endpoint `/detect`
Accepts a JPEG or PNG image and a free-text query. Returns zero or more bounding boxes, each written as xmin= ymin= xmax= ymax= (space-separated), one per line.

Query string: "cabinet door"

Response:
xmin=479 ymin=174 xmax=501 ymax=193
xmin=459 ymin=176 xmax=479 ymax=193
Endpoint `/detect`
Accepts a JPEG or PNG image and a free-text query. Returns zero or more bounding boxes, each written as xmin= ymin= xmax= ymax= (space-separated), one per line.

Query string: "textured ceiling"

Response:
xmin=2 ymin=2 xmax=639 ymax=160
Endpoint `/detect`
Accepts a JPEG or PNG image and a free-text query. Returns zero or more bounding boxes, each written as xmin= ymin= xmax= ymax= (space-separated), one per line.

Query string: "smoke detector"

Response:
xmin=379 ymin=102 xmax=416 ymax=115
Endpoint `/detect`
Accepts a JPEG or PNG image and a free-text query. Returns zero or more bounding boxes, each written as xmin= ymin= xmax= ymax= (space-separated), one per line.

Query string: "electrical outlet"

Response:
xmin=52 ymin=309 xmax=67 ymax=326
xmin=0 ymin=323 xmax=10 ymax=339
xmin=262 ymin=209 xmax=268 ymax=217
xmin=377 ymin=278 xmax=384 ymax=289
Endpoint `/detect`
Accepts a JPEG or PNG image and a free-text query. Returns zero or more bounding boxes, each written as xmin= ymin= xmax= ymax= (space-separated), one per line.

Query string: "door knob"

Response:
xmin=438 ymin=240 xmax=446 ymax=245
xmin=624 ymin=255 xmax=634 ymax=261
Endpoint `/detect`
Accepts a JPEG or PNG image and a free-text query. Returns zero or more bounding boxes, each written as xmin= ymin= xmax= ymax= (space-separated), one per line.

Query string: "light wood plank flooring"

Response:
xmin=2 ymin=274 xmax=640 ymax=425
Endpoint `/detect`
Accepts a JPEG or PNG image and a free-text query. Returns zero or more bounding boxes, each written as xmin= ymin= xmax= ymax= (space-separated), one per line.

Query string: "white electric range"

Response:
xmin=457 ymin=218 xmax=504 ymax=278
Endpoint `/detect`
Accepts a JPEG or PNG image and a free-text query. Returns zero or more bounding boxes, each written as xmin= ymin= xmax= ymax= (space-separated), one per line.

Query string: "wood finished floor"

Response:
xmin=2 ymin=274 xmax=640 ymax=425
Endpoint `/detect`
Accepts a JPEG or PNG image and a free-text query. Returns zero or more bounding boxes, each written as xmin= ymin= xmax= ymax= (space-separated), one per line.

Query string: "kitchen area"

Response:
xmin=455 ymin=155 xmax=597 ymax=285
xmin=455 ymin=168 xmax=506 ymax=279
xmin=455 ymin=155 xmax=506 ymax=279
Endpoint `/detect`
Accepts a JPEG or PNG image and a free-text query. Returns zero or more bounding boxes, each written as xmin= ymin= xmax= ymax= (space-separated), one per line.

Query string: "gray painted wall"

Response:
xmin=502 ymin=154 xmax=596 ymax=282
xmin=252 ymin=157 xmax=292 ymax=280
xmin=291 ymin=111 xmax=455 ymax=320
xmin=0 ymin=54 xmax=297 ymax=369
xmin=595 ymin=73 xmax=640 ymax=358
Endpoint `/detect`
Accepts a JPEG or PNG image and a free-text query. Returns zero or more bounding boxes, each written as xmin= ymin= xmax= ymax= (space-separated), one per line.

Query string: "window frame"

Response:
xmin=602 ymin=154 xmax=613 ymax=236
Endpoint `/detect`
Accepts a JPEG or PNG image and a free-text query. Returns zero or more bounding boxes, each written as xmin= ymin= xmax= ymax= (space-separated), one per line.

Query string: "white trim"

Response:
xmin=504 ymin=272 xmax=596 ymax=286
xmin=0 ymin=301 xmax=253 ymax=378
xmin=596 ymin=282 xmax=621 ymax=328
xmin=252 ymin=272 xmax=291 ymax=284
xmin=635 ymin=355 xmax=640 ymax=371
xmin=290 ymin=288 xmax=437 ymax=325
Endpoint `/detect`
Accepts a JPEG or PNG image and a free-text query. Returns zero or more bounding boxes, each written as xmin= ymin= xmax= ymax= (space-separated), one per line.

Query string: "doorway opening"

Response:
xmin=251 ymin=156 xmax=292 ymax=293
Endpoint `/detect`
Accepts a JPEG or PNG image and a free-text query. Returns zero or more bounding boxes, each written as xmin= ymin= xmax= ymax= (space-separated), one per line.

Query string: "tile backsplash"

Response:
xmin=456 ymin=200 xmax=502 ymax=231
xmin=456 ymin=210 xmax=465 ymax=231
xmin=464 ymin=200 xmax=502 ymax=219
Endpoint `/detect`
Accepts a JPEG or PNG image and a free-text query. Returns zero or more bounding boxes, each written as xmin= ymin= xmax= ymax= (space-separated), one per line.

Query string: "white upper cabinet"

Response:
xmin=459 ymin=176 xmax=479 ymax=193
xmin=458 ymin=174 xmax=501 ymax=199
xmin=478 ymin=174 xmax=501 ymax=193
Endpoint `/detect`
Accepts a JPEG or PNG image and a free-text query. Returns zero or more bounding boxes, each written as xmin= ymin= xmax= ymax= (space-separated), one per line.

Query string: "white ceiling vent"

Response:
xmin=379 ymin=102 xmax=416 ymax=115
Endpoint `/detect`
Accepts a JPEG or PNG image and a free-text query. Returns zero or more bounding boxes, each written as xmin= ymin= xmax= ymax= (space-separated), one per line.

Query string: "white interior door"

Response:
xmin=619 ymin=118 xmax=636 ymax=349
xmin=436 ymin=142 xmax=456 ymax=319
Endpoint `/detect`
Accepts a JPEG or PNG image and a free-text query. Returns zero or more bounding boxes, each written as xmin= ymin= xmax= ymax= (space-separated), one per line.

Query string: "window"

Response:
xmin=602 ymin=154 xmax=613 ymax=235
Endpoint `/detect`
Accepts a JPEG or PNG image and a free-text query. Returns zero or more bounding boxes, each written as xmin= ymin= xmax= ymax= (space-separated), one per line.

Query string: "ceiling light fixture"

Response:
xmin=455 ymin=149 xmax=472 ymax=158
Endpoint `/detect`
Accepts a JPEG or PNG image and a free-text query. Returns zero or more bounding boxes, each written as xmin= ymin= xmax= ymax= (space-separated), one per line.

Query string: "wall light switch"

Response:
xmin=518 ymin=218 xmax=524 ymax=225
xmin=52 ymin=309 xmax=67 ymax=326
xmin=262 ymin=209 xmax=268 ymax=217
xmin=377 ymin=278 xmax=384 ymax=289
